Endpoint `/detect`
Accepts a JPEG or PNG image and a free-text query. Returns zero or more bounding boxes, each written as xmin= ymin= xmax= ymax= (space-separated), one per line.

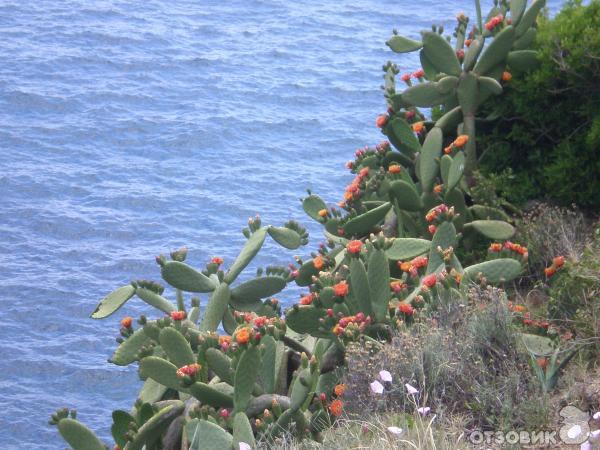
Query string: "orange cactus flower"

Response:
xmin=502 ymin=71 xmax=512 ymax=82
xmin=544 ymin=266 xmax=556 ymax=278
xmin=398 ymin=302 xmax=414 ymax=316
xmin=536 ymin=357 xmax=548 ymax=369
xmin=513 ymin=304 xmax=526 ymax=313
xmin=120 ymin=316 xmax=133 ymax=328
xmin=211 ymin=257 xmax=224 ymax=265
xmin=170 ymin=310 xmax=187 ymax=321
xmin=359 ymin=167 xmax=370 ymax=178
xmin=300 ymin=294 xmax=313 ymax=305
xmin=434 ymin=184 xmax=443 ymax=194
xmin=346 ymin=240 xmax=363 ymax=254
xmin=313 ymin=256 xmax=324 ymax=270
xmin=329 ymin=399 xmax=343 ymax=417
xmin=489 ymin=243 xmax=502 ymax=252
xmin=235 ymin=327 xmax=251 ymax=345
xmin=399 ymin=262 xmax=412 ymax=272
xmin=412 ymin=122 xmax=424 ymax=133
xmin=333 ymin=281 xmax=349 ymax=297
xmin=376 ymin=114 xmax=389 ymax=128
xmin=443 ymin=145 xmax=453 ymax=154
xmin=318 ymin=209 xmax=328 ymax=218
xmin=553 ymin=256 xmax=565 ymax=268
xmin=464 ymin=38 xmax=473 ymax=47
xmin=453 ymin=135 xmax=469 ymax=148
xmin=219 ymin=335 xmax=232 ymax=347
xmin=388 ymin=164 xmax=401 ymax=174
xmin=334 ymin=384 xmax=346 ymax=397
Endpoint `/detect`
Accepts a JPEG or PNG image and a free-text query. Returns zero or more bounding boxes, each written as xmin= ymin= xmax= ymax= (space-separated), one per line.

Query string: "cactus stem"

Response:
xmin=474 ymin=0 xmax=483 ymax=35
xmin=463 ymin=112 xmax=477 ymax=179
xmin=282 ymin=336 xmax=313 ymax=359
xmin=176 ymin=289 xmax=185 ymax=312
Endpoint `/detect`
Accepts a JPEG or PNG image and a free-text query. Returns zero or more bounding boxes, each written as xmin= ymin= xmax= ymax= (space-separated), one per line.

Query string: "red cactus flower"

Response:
xmin=313 ymin=256 xmax=324 ymax=270
xmin=211 ymin=257 xmax=224 ymax=265
xmin=502 ymin=71 xmax=512 ymax=82
xmin=300 ymin=294 xmax=313 ymax=305
xmin=329 ymin=399 xmax=343 ymax=417
xmin=401 ymin=73 xmax=411 ymax=83
xmin=333 ymin=281 xmax=349 ymax=297
xmin=376 ymin=114 xmax=389 ymax=128
xmin=456 ymin=49 xmax=465 ymax=59
xmin=346 ymin=240 xmax=363 ymax=254
xmin=170 ymin=310 xmax=187 ymax=321
xmin=489 ymin=243 xmax=502 ymax=252
xmin=553 ymin=256 xmax=565 ymax=268
xmin=412 ymin=69 xmax=425 ymax=79
xmin=120 ymin=316 xmax=133 ymax=328
xmin=388 ymin=164 xmax=402 ymax=174
xmin=428 ymin=224 xmax=437 ymax=234
xmin=422 ymin=273 xmax=437 ymax=288
xmin=176 ymin=363 xmax=201 ymax=378
xmin=544 ymin=266 xmax=556 ymax=278
xmin=398 ymin=302 xmax=414 ymax=316
xmin=405 ymin=110 xmax=415 ymax=119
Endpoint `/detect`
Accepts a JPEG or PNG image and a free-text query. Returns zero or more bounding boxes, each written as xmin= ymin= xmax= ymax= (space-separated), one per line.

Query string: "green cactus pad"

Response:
xmin=515 ymin=0 xmax=546 ymax=37
xmin=368 ymin=249 xmax=391 ymax=322
xmin=260 ymin=335 xmax=278 ymax=394
xmin=190 ymin=382 xmax=234 ymax=408
xmin=231 ymin=276 xmax=286 ymax=302
xmin=350 ymin=258 xmax=373 ymax=317
xmin=158 ymin=327 xmax=195 ymax=368
xmin=462 ymin=258 xmax=522 ymax=284
xmin=520 ymin=333 xmax=554 ymax=356
xmin=233 ymin=412 xmax=256 ymax=449
xmin=422 ymin=31 xmax=462 ymax=76
xmin=402 ymin=82 xmax=448 ymax=107
xmin=419 ymin=49 xmax=439 ymax=80
xmin=110 ymin=327 xmax=154 ymax=366
xmin=437 ymin=76 xmax=459 ymax=94
xmin=286 ymin=306 xmax=330 ymax=338
xmin=418 ymin=127 xmax=443 ymax=193
xmin=389 ymin=180 xmax=423 ymax=211
xmin=139 ymin=356 xmax=184 ymax=392
xmin=205 ymin=348 xmax=234 ymax=384
xmin=386 ymin=35 xmax=423 ymax=53
xmin=224 ymin=227 xmax=268 ymax=284
xmin=386 ymin=238 xmax=431 ymax=260
xmin=474 ymin=26 xmax=516 ymax=75
xmin=200 ymin=282 xmax=231 ymax=332
xmin=234 ymin=345 xmax=261 ymax=413
xmin=342 ymin=202 xmax=392 ymax=237
xmin=389 ymin=117 xmax=421 ymax=153
xmin=466 ymin=220 xmax=515 ymax=240
xmin=290 ymin=368 xmax=312 ymax=411
xmin=124 ymin=402 xmax=185 ymax=450
xmin=302 ymin=194 xmax=328 ymax=221
xmin=457 ymin=72 xmax=479 ymax=115
xmin=57 ymin=418 xmax=106 ymax=450
xmin=447 ymin=151 xmax=465 ymax=192
xmin=161 ymin=261 xmax=216 ymax=293
xmin=295 ymin=259 xmax=320 ymax=287
xmin=507 ymin=50 xmax=539 ymax=72
xmin=267 ymin=226 xmax=302 ymax=250
xmin=426 ymin=221 xmax=457 ymax=274
xmin=138 ymin=378 xmax=168 ymax=405
xmin=510 ymin=0 xmax=527 ymax=25
xmin=111 ymin=410 xmax=135 ymax=448
xmin=135 ymin=288 xmax=176 ymax=314
xmin=514 ymin=27 xmax=536 ymax=50
xmin=478 ymin=76 xmax=503 ymax=95
xmin=186 ymin=418 xmax=233 ymax=450
xmin=440 ymin=154 xmax=452 ymax=185
xmin=463 ymin=37 xmax=483 ymax=71
xmin=90 ymin=284 xmax=136 ymax=319
xmin=469 ymin=205 xmax=510 ymax=221
xmin=434 ymin=106 xmax=462 ymax=132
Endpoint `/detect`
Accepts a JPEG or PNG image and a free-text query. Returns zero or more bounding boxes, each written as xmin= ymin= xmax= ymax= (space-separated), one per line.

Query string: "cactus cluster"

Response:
xmin=51 ymin=1 xmax=546 ymax=448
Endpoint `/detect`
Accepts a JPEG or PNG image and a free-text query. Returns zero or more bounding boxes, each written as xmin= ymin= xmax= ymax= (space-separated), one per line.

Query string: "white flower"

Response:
xmin=387 ymin=426 xmax=403 ymax=435
xmin=370 ymin=380 xmax=384 ymax=394
xmin=405 ymin=383 xmax=419 ymax=395
xmin=593 ymin=411 xmax=600 ymax=420
xmin=239 ymin=443 xmax=252 ymax=450
xmin=417 ymin=406 xmax=431 ymax=416
xmin=568 ymin=424 xmax=583 ymax=439
xmin=590 ymin=430 xmax=600 ymax=442
xmin=379 ymin=370 xmax=393 ymax=383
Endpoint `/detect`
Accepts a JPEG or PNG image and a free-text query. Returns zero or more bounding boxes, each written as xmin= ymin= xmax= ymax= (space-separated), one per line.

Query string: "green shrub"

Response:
xmin=478 ymin=0 xmax=600 ymax=208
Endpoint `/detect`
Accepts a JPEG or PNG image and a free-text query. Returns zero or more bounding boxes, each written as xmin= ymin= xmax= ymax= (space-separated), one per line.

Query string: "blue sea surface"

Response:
xmin=0 ymin=0 xmax=561 ymax=447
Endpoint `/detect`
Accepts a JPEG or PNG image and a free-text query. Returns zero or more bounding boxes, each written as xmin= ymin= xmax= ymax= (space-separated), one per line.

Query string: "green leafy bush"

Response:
xmin=478 ymin=0 xmax=600 ymax=208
